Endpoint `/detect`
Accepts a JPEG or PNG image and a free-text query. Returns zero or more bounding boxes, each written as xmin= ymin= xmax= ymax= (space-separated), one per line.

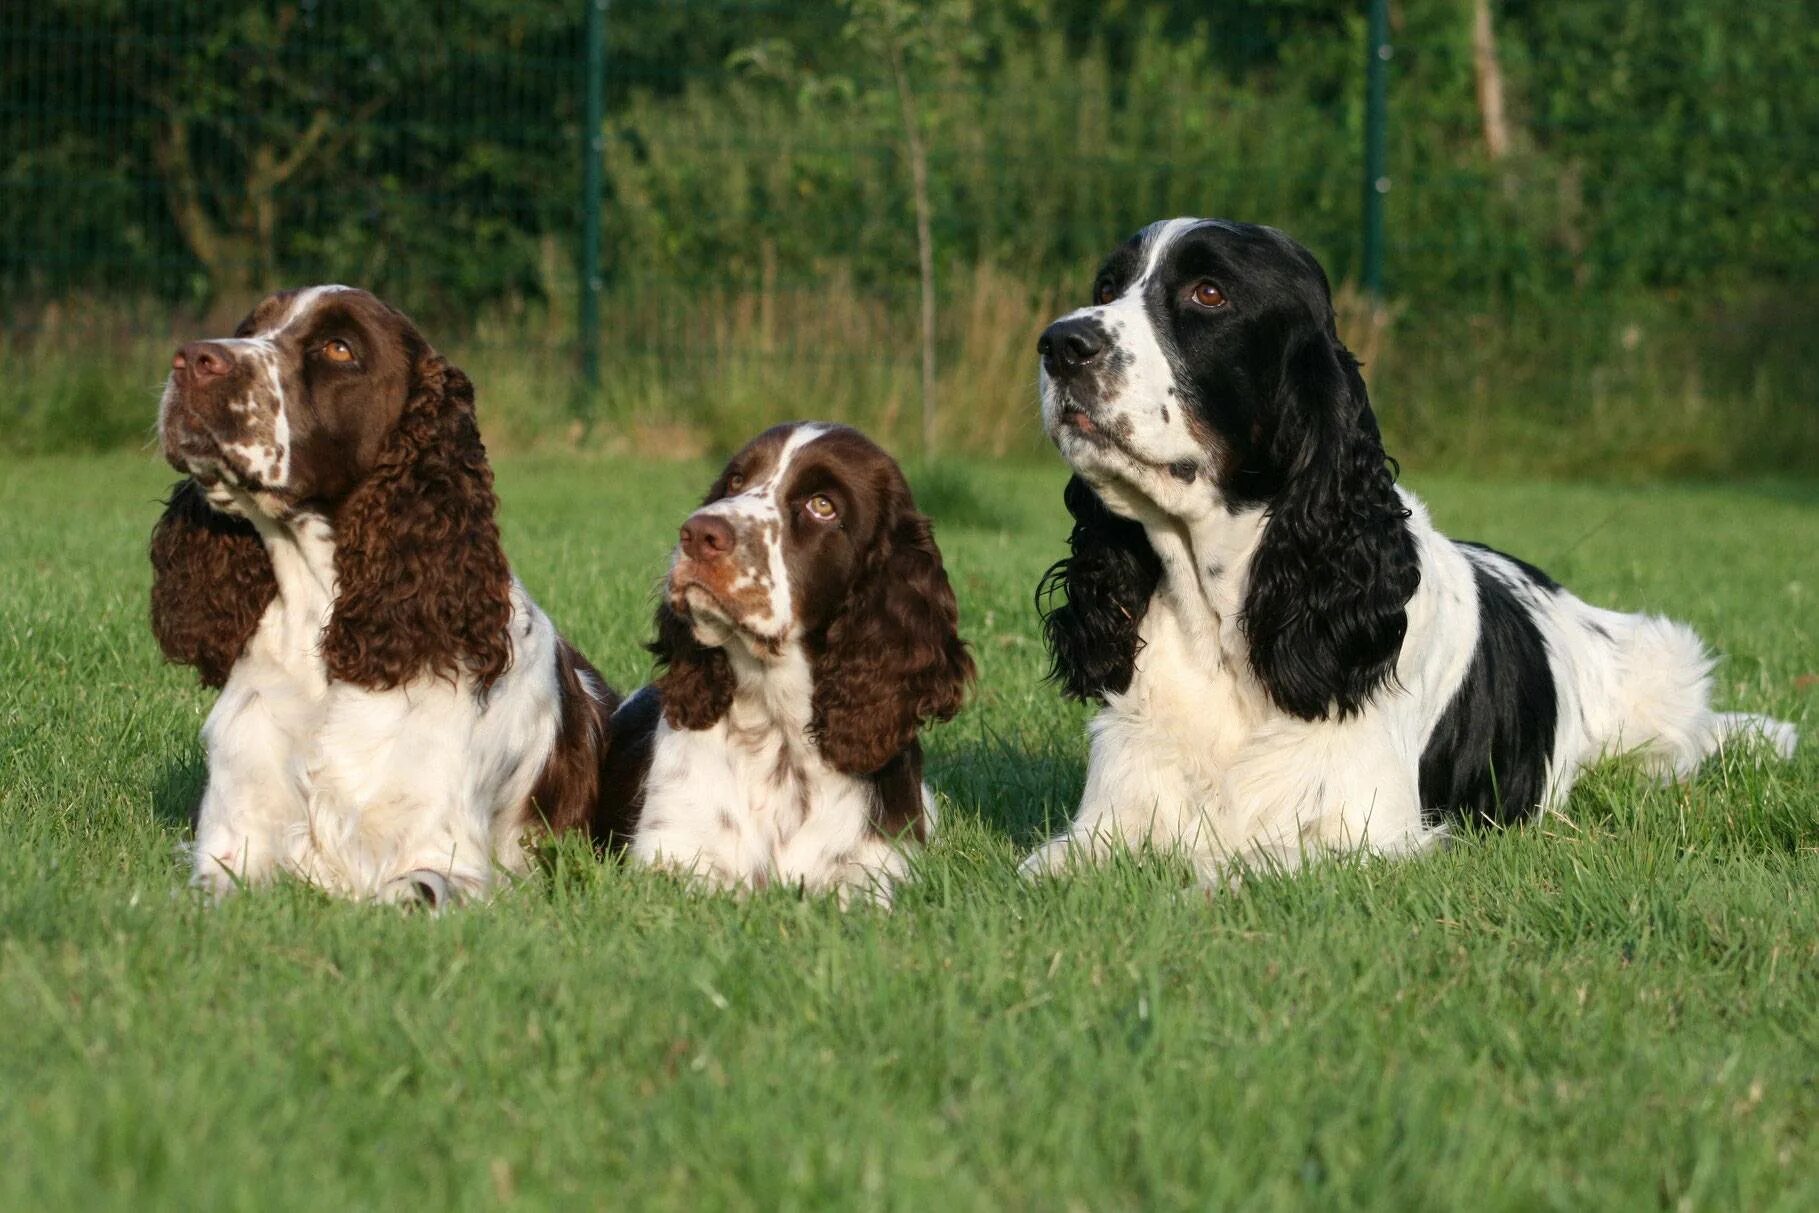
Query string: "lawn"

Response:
xmin=2 ymin=450 xmax=1816 ymax=1211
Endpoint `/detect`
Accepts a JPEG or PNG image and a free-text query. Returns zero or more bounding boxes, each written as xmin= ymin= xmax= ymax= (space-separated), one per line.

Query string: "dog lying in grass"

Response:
xmin=1025 ymin=218 xmax=1797 ymax=882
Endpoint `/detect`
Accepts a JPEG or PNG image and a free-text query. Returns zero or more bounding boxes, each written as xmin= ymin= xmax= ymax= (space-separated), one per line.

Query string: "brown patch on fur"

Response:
xmin=594 ymin=685 xmax=663 ymax=849
xmin=149 ymin=478 xmax=278 ymax=688
xmin=524 ymin=641 xmax=619 ymax=835
xmin=868 ymin=742 xmax=932 ymax=844
xmin=649 ymin=599 xmax=735 ymax=729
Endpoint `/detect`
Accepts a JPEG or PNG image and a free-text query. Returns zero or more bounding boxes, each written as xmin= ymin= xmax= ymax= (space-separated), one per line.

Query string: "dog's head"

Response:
xmin=1037 ymin=219 xmax=1419 ymax=720
xmin=1040 ymin=218 xmax=1360 ymax=517
xmin=652 ymin=422 xmax=974 ymax=774
xmin=159 ymin=286 xmax=431 ymax=514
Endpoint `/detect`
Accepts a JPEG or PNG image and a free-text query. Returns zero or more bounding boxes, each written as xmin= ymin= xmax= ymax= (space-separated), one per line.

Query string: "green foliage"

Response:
xmin=6 ymin=0 xmax=1812 ymax=311
xmin=2 ymin=451 xmax=1817 ymax=1207
xmin=2 ymin=1 xmax=1814 ymax=469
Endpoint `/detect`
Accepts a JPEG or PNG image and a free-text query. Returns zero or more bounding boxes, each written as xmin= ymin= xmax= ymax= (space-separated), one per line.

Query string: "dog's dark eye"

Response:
xmin=804 ymin=494 xmax=837 ymax=522
xmin=1189 ymin=281 xmax=1227 ymax=309
xmin=322 ymin=338 xmax=357 ymax=363
xmin=726 ymin=472 xmax=745 ymax=493
xmin=1094 ymin=279 xmax=1116 ymax=306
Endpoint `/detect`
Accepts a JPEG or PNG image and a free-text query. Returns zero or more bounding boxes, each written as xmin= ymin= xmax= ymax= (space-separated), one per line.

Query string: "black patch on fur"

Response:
xmin=1036 ymin=475 xmax=1162 ymax=701
xmin=1418 ymin=558 xmax=1559 ymax=828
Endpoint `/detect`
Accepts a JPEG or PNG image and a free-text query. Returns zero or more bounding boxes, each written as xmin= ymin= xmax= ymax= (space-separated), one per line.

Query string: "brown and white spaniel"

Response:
xmin=151 ymin=285 xmax=614 ymax=906
xmin=596 ymin=423 xmax=974 ymax=904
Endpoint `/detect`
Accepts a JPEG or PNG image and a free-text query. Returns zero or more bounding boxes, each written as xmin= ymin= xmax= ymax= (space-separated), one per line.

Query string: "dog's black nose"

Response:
xmin=1037 ymin=318 xmax=1104 ymax=374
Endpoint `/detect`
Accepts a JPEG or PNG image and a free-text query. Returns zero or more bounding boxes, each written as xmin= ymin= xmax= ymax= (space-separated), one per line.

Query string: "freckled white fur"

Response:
xmin=1027 ymin=219 xmax=1797 ymax=884
xmin=1041 ymin=216 xmax=1210 ymax=496
xmin=686 ymin=423 xmax=827 ymax=641
xmin=630 ymin=641 xmax=925 ymax=907
xmin=188 ymin=487 xmax=571 ymax=905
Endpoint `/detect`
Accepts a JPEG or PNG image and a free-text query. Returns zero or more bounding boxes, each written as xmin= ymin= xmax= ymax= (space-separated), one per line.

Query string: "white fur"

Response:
xmin=630 ymin=641 xmax=926 ymax=907
xmin=187 ymin=488 xmax=574 ymax=905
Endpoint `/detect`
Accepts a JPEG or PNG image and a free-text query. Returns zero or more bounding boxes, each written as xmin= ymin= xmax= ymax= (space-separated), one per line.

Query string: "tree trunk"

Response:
xmin=1471 ymin=0 xmax=1511 ymax=161
xmin=154 ymin=117 xmax=259 ymax=319
xmin=887 ymin=37 xmax=939 ymax=456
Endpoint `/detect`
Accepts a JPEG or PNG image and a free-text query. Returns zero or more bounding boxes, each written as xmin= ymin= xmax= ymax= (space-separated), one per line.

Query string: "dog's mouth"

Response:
xmin=1049 ymin=394 xmax=1200 ymax=485
xmin=667 ymin=566 xmax=782 ymax=649
xmin=667 ymin=571 xmax=730 ymax=619
xmin=1057 ymin=402 xmax=1103 ymax=441
xmin=163 ymin=433 xmax=275 ymax=495
xmin=161 ymin=391 xmax=278 ymax=493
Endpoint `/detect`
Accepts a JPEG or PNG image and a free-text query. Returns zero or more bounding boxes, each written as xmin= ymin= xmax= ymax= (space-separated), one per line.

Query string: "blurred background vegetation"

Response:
xmin=2 ymin=0 xmax=1814 ymax=474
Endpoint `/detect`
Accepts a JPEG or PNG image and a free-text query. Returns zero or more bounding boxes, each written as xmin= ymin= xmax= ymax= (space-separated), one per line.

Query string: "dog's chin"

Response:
xmin=668 ymin=579 xmax=781 ymax=651
xmin=1051 ymin=414 xmax=1194 ymax=492
xmin=1048 ymin=411 xmax=1215 ymax=523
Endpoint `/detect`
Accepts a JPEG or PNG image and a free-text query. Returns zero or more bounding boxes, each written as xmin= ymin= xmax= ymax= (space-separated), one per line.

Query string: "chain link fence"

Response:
xmin=4 ymin=1 xmax=1814 ymax=470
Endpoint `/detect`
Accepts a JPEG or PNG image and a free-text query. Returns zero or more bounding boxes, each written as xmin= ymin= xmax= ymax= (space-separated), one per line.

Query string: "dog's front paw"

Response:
xmin=1017 ymin=835 xmax=1084 ymax=879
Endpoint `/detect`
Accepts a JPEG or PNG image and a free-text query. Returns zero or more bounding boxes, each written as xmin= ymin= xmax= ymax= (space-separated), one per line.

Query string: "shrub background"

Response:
xmin=3 ymin=0 xmax=1815 ymax=472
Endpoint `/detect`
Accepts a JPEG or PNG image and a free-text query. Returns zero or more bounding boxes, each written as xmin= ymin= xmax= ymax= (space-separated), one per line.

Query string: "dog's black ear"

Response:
xmin=1242 ymin=336 xmax=1419 ymax=720
xmin=1036 ymin=475 xmax=1162 ymax=701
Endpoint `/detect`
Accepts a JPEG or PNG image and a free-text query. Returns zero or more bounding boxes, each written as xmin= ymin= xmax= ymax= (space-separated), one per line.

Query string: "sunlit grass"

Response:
xmin=1 ymin=452 xmax=1814 ymax=1209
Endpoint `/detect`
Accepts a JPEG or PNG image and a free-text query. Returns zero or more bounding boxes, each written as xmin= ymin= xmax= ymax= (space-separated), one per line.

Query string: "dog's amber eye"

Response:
xmin=1094 ymin=279 xmax=1116 ymax=306
xmin=804 ymin=494 xmax=837 ymax=521
xmin=726 ymin=473 xmax=745 ymax=493
xmin=1189 ymin=281 xmax=1227 ymax=309
xmin=323 ymin=338 xmax=356 ymax=363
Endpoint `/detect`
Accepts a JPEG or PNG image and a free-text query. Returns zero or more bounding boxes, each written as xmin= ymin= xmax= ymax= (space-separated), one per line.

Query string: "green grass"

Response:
xmin=2 ymin=451 xmax=1816 ymax=1211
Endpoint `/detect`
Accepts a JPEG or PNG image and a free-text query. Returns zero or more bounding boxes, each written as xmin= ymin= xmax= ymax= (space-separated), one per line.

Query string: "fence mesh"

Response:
xmin=4 ymin=1 xmax=1814 ymax=469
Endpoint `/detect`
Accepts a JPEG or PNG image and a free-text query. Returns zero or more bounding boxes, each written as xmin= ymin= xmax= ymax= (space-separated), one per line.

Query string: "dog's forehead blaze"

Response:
xmin=721 ymin=426 xmax=794 ymax=495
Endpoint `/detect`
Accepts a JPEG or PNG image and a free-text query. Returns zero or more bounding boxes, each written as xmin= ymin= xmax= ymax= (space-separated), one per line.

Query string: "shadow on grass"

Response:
xmin=151 ymin=753 xmax=205 ymax=830
xmin=928 ymin=737 xmax=1083 ymax=850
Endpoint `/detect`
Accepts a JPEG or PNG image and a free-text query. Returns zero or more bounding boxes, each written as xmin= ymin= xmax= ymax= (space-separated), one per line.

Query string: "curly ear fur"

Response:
xmin=1035 ymin=475 xmax=1163 ymax=701
xmin=650 ymin=599 xmax=735 ymax=730
xmin=1242 ymin=337 xmax=1419 ymax=721
xmin=149 ymin=478 xmax=278 ymax=689
xmin=812 ymin=510 xmax=975 ymax=776
xmin=322 ymin=353 xmax=514 ymax=691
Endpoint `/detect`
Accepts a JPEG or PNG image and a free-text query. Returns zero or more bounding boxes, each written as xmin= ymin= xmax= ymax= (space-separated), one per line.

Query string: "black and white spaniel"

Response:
xmin=152 ymin=286 xmax=614 ymax=905
xmin=596 ymin=423 xmax=974 ymax=904
xmin=1023 ymin=218 xmax=1797 ymax=880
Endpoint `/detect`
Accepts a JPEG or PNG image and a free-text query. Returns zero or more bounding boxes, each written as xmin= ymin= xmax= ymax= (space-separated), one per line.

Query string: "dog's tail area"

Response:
xmin=1607 ymin=615 xmax=1797 ymax=779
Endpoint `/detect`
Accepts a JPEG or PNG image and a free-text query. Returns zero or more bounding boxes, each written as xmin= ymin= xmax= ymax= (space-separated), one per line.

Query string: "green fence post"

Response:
xmin=579 ymin=0 xmax=608 ymax=404
xmin=1362 ymin=0 xmax=1389 ymax=300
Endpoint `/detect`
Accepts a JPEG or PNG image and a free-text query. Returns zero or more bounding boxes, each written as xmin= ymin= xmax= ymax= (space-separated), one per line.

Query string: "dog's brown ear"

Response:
xmin=150 ymin=479 xmax=277 ymax=688
xmin=650 ymin=599 xmax=734 ymax=730
xmin=323 ymin=354 xmax=514 ymax=690
xmin=811 ymin=509 xmax=975 ymax=776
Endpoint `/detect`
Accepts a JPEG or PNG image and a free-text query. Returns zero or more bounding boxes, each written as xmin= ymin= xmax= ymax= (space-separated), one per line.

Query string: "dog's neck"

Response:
xmin=225 ymin=485 xmax=338 ymax=663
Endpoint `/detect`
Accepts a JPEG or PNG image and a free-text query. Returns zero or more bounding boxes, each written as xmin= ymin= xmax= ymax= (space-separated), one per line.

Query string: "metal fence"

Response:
xmin=3 ymin=1 xmax=1812 ymax=464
